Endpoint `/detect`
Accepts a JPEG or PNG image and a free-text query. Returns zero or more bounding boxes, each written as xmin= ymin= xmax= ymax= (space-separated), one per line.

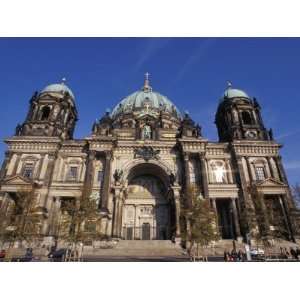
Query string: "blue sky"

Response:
xmin=0 ymin=38 xmax=299 ymax=185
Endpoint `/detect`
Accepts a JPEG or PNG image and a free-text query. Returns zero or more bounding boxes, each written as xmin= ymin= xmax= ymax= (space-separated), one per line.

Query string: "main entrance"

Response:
xmin=122 ymin=169 xmax=174 ymax=240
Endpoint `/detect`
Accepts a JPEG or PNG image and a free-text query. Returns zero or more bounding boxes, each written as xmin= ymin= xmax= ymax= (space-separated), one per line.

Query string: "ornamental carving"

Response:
xmin=134 ymin=146 xmax=160 ymax=162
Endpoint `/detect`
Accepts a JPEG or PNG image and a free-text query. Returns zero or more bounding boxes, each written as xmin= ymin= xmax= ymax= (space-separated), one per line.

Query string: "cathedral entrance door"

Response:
xmin=142 ymin=222 xmax=151 ymax=240
xmin=123 ymin=168 xmax=175 ymax=240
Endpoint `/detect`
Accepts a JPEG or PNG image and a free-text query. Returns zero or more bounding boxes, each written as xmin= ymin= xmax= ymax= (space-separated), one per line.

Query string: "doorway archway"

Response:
xmin=121 ymin=163 xmax=176 ymax=240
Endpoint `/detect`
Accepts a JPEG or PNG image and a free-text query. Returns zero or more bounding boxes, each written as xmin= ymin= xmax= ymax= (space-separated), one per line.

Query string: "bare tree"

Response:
xmin=0 ymin=185 xmax=43 ymax=259
xmin=183 ymin=184 xmax=219 ymax=260
xmin=59 ymin=185 xmax=102 ymax=261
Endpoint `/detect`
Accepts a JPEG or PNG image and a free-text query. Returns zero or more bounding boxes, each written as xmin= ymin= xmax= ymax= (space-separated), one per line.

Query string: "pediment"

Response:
xmin=2 ymin=175 xmax=32 ymax=185
xmin=255 ymin=178 xmax=286 ymax=187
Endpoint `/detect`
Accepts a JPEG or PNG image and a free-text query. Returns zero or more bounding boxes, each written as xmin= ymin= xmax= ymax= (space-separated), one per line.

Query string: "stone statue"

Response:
xmin=253 ymin=97 xmax=260 ymax=108
xmin=30 ymin=91 xmax=38 ymax=104
xmin=195 ymin=123 xmax=202 ymax=137
xmin=269 ymin=128 xmax=274 ymax=140
xmin=51 ymin=104 xmax=60 ymax=120
xmin=169 ymin=172 xmax=177 ymax=186
xmin=113 ymin=169 xmax=123 ymax=183
xmin=142 ymin=125 xmax=152 ymax=139
xmin=15 ymin=123 xmax=22 ymax=136
xmin=92 ymin=121 xmax=98 ymax=133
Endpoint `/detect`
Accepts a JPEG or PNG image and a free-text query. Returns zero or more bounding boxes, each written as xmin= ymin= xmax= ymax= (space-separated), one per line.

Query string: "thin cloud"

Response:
xmin=172 ymin=38 xmax=217 ymax=84
xmin=134 ymin=38 xmax=171 ymax=71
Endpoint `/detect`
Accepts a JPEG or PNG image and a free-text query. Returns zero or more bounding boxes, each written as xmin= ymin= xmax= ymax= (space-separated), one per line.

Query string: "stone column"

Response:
xmin=275 ymin=156 xmax=295 ymax=209
xmin=84 ymin=150 xmax=96 ymax=193
xmin=112 ymin=186 xmax=122 ymax=237
xmin=275 ymin=156 xmax=288 ymax=183
xmin=225 ymin=159 xmax=234 ymax=184
xmin=12 ymin=154 xmax=21 ymax=176
xmin=53 ymin=197 xmax=62 ymax=238
xmin=211 ymin=198 xmax=220 ymax=236
xmin=36 ymin=155 xmax=45 ymax=180
xmin=235 ymin=155 xmax=256 ymax=236
xmin=199 ymin=154 xmax=209 ymax=200
xmin=231 ymin=198 xmax=242 ymax=239
xmin=0 ymin=151 xmax=11 ymax=179
xmin=279 ymin=195 xmax=294 ymax=241
xmin=245 ymin=157 xmax=254 ymax=182
xmin=236 ymin=156 xmax=251 ymax=206
xmin=100 ymin=151 xmax=112 ymax=213
xmin=183 ymin=153 xmax=192 ymax=208
xmin=172 ymin=185 xmax=181 ymax=239
xmin=184 ymin=153 xmax=190 ymax=186
xmin=42 ymin=153 xmax=57 ymax=210
xmin=266 ymin=157 xmax=275 ymax=179
xmin=44 ymin=154 xmax=56 ymax=187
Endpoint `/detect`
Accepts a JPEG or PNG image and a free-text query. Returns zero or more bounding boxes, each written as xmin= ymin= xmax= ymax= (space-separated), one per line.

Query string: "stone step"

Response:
xmin=115 ymin=240 xmax=179 ymax=249
xmin=83 ymin=248 xmax=185 ymax=257
xmin=83 ymin=239 xmax=186 ymax=257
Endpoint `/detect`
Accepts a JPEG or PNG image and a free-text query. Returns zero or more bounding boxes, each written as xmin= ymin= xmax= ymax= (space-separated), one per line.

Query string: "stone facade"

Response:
xmin=0 ymin=77 xmax=299 ymax=247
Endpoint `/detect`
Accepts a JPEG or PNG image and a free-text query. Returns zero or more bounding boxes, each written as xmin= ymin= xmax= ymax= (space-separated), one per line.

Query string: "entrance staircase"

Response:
xmin=83 ymin=240 xmax=188 ymax=260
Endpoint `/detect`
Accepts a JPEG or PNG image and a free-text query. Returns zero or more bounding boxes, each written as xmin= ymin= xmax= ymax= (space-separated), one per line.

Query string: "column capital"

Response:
xmin=105 ymin=151 xmax=113 ymax=160
xmin=183 ymin=153 xmax=189 ymax=161
xmin=88 ymin=150 xmax=97 ymax=159
xmin=199 ymin=153 xmax=206 ymax=160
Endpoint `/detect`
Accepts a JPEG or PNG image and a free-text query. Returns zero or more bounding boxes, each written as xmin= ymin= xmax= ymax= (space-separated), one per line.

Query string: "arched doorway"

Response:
xmin=121 ymin=163 xmax=175 ymax=240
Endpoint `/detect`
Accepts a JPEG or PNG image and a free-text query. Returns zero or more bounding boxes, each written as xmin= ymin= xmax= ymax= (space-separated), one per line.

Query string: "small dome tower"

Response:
xmin=215 ymin=82 xmax=271 ymax=142
xmin=16 ymin=79 xmax=78 ymax=140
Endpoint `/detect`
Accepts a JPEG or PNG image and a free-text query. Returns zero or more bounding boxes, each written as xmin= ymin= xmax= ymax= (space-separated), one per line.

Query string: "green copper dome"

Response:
xmin=223 ymin=88 xmax=249 ymax=99
xmin=40 ymin=79 xmax=75 ymax=99
xmin=221 ymin=82 xmax=250 ymax=102
xmin=111 ymin=74 xmax=181 ymax=118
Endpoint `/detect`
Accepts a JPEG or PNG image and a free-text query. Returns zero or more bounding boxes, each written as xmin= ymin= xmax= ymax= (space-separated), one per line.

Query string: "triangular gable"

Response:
xmin=256 ymin=177 xmax=286 ymax=187
xmin=2 ymin=175 xmax=32 ymax=185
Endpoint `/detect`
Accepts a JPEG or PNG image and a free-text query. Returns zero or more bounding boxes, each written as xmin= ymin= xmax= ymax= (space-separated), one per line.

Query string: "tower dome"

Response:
xmin=40 ymin=78 xmax=75 ymax=99
xmin=111 ymin=73 xmax=181 ymax=119
xmin=220 ymin=81 xmax=250 ymax=102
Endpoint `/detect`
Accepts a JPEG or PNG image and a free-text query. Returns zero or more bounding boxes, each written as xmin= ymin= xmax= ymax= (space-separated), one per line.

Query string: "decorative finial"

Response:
xmin=227 ymin=80 xmax=232 ymax=88
xmin=143 ymin=72 xmax=152 ymax=91
xmin=61 ymin=77 xmax=67 ymax=85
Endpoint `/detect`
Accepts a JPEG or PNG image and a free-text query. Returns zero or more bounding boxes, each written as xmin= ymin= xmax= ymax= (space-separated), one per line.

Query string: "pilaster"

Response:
xmin=100 ymin=151 xmax=112 ymax=213
xmin=199 ymin=153 xmax=209 ymax=200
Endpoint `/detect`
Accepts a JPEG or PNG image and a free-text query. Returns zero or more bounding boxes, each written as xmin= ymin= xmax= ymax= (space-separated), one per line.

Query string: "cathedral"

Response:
xmin=0 ymin=74 xmax=299 ymax=249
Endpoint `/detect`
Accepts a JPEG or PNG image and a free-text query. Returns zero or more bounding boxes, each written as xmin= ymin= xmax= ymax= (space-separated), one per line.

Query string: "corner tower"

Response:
xmin=16 ymin=79 xmax=78 ymax=140
xmin=215 ymin=82 xmax=270 ymax=142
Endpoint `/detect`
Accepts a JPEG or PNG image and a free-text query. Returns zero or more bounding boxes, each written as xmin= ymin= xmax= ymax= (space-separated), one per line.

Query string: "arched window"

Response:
xmin=40 ymin=106 xmax=51 ymax=121
xmin=241 ymin=111 xmax=253 ymax=125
